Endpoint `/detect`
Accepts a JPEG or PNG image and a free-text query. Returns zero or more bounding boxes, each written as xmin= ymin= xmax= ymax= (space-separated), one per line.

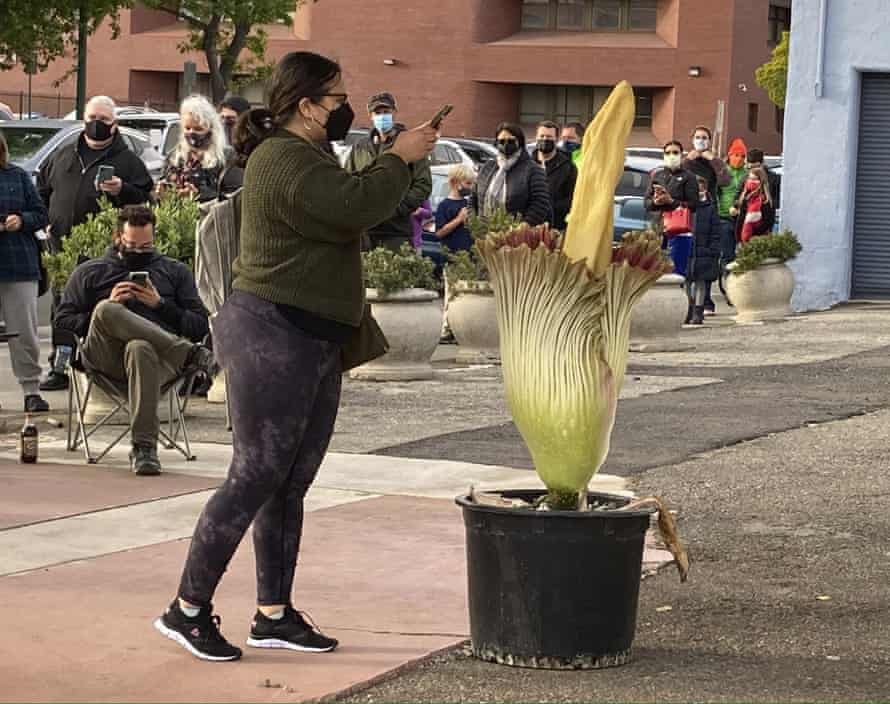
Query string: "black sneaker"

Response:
xmin=39 ymin=371 xmax=69 ymax=392
xmin=703 ymin=299 xmax=716 ymax=315
xmin=247 ymin=607 xmax=338 ymax=653
xmin=24 ymin=394 xmax=50 ymax=413
xmin=154 ymin=600 xmax=242 ymax=662
xmin=130 ymin=444 xmax=162 ymax=476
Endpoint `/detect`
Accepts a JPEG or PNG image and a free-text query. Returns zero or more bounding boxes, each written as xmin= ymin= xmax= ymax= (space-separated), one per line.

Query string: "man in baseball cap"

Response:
xmin=345 ymin=92 xmax=432 ymax=251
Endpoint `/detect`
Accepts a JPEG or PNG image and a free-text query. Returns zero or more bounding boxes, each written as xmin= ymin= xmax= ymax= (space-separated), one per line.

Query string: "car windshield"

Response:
xmin=0 ymin=126 xmax=61 ymax=164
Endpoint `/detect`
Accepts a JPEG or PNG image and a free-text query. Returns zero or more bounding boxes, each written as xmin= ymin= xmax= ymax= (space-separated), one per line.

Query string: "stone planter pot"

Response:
xmin=725 ymin=258 xmax=794 ymax=323
xmin=349 ymin=288 xmax=442 ymax=381
xmin=629 ymin=273 xmax=688 ymax=345
xmin=449 ymin=280 xmax=500 ymax=365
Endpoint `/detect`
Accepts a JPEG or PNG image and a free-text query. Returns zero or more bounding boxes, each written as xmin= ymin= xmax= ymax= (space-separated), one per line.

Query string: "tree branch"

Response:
xmin=149 ymin=0 xmax=209 ymax=30
xmin=220 ymin=19 xmax=250 ymax=84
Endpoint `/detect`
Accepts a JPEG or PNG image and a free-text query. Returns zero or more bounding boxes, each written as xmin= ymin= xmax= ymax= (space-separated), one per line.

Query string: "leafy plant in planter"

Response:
xmin=443 ymin=209 xmax=523 ymax=285
xmin=457 ymin=81 xmax=688 ymax=670
xmin=731 ymin=230 xmax=802 ymax=275
xmin=362 ymin=243 xmax=437 ymax=296
xmin=43 ymin=192 xmax=201 ymax=290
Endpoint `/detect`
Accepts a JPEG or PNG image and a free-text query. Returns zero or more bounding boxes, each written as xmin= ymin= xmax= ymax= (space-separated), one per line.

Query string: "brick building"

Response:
xmin=0 ymin=0 xmax=790 ymax=152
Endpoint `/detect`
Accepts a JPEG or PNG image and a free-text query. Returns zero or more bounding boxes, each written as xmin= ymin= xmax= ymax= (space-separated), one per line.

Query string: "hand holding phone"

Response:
xmin=94 ymin=165 xmax=115 ymax=191
xmin=429 ymin=104 xmax=453 ymax=129
xmin=128 ymin=271 xmax=149 ymax=288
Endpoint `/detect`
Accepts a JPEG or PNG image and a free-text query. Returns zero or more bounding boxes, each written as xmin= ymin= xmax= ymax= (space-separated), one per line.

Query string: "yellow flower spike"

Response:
xmin=563 ymin=81 xmax=637 ymax=276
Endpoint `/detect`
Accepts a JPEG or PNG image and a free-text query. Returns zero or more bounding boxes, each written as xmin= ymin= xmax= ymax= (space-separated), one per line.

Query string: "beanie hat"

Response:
xmin=728 ymin=138 xmax=748 ymax=157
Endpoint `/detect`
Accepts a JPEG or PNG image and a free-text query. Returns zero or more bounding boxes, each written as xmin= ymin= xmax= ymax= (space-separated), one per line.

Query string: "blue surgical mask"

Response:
xmin=372 ymin=113 xmax=394 ymax=133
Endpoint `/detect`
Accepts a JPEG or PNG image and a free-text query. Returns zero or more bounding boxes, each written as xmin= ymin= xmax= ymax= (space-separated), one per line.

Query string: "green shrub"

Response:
xmin=362 ymin=243 xmax=437 ymax=296
xmin=444 ymin=208 xmax=523 ymax=283
xmin=42 ymin=192 xmax=200 ymax=290
xmin=732 ymin=230 xmax=802 ymax=275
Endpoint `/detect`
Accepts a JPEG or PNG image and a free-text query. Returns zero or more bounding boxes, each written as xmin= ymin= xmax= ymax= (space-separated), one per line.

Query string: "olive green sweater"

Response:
xmin=233 ymin=129 xmax=411 ymax=326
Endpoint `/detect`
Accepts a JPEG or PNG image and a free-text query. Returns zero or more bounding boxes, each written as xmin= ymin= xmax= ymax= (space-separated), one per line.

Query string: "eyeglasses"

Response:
xmin=496 ymin=138 xmax=519 ymax=145
xmin=315 ymin=93 xmax=348 ymax=102
xmin=119 ymin=241 xmax=155 ymax=253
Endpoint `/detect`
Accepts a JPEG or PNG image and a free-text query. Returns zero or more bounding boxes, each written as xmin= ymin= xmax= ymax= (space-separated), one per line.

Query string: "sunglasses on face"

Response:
xmin=497 ymin=138 xmax=518 ymax=145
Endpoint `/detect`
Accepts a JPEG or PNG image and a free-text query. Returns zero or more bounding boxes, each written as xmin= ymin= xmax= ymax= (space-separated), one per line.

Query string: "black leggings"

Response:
xmin=177 ymin=291 xmax=342 ymax=606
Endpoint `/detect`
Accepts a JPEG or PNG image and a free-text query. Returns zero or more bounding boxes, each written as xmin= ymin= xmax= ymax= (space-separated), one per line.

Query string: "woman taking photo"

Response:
xmin=155 ymin=51 xmax=437 ymax=661
xmin=472 ymin=122 xmax=552 ymax=226
xmin=158 ymin=94 xmax=242 ymax=202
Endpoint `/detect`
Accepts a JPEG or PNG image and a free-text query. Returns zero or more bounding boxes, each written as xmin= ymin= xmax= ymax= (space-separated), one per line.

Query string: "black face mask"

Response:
xmin=497 ymin=139 xmax=519 ymax=158
xmin=458 ymin=187 xmax=473 ymax=198
xmin=318 ymin=102 xmax=355 ymax=142
xmin=85 ymin=120 xmax=114 ymax=142
xmin=185 ymin=131 xmax=212 ymax=150
xmin=118 ymin=246 xmax=154 ymax=271
xmin=538 ymin=138 xmax=556 ymax=155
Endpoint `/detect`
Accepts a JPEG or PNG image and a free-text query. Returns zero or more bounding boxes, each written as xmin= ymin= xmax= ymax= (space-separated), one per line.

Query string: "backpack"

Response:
xmin=195 ymin=186 xmax=242 ymax=316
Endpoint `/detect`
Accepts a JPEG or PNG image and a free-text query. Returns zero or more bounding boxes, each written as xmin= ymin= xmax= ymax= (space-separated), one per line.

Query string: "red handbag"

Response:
xmin=663 ymin=205 xmax=692 ymax=237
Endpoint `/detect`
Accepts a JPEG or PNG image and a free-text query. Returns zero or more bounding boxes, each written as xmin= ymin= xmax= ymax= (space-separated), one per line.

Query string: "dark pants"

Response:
xmin=177 ymin=291 xmax=343 ymax=607
xmin=703 ymin=218 xmax=738 ymax=304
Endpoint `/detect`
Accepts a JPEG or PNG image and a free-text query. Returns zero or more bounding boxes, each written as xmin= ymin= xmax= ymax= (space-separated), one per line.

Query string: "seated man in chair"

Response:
xmin=55 ymin=205 xmax=213 ymax=475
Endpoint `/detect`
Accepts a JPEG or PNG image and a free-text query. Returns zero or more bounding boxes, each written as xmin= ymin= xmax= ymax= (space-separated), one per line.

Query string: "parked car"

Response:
xmin=617 ymin=155 xmax=662 ymax=198
xmin=115 ymin=113 xmax=181 ymax=156
xmin=445 ymin=137 xmax=497 ymax=168
xmin=0 ymin=119 xmax=165 ymax=182
xmin=12 ymin=112 xmax=47 ymax=120
xmin=62 ymin=105 xmax=160 ymax=120
xmin=625 ymin=147 xmax=664 ymax=160
xmin=613 ymin=196 xmax=651 ymax=241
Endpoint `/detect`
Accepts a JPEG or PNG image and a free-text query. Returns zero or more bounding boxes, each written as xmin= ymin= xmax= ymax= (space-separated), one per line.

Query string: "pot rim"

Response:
xmin=365 ymin=287 xmax=439 ymax=302
xmin=452 ymin=279 xmax=493 ymax=294
xmin=726 ymin=257 xmax=786 ymax=272
xmin=455 ymin=490 xmax=656 ymax=518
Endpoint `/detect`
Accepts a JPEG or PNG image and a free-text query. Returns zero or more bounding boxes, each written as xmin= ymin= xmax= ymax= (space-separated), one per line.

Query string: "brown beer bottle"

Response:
xmin=20 ymin=414 xmax=38 ymax=464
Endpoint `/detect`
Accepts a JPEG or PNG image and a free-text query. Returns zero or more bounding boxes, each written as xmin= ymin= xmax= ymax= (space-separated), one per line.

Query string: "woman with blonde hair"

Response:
xmin=159 ymin=94 xmax=242 ymax=201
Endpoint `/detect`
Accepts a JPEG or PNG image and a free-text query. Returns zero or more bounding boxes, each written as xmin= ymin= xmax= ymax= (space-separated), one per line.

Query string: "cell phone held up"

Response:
xmin=128 ymin=271 xmax=149 ymax=288
xmin=430 ymin=104 xmax=453 ymax=129
xmin=94 ymin=165 xmax=115 ymax=191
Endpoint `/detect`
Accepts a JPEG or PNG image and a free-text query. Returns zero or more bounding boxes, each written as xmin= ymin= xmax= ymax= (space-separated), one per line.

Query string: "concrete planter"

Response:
xmin=349 ymin=288 xmax=442 ymax=381
xmin=449 ymin=280 xmax=500 ymax=365
xmin=726 ymin=258 xmax=794 ymax=323
xmin=629 ymin=273 xmax=688 ymax=345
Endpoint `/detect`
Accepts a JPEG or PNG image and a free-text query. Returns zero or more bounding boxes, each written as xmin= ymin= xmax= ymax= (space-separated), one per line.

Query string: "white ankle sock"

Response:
xmin=179 ymin=601 xmax=200 ymax=618
xmin=265 ymin=609 xmax=285 ymax=620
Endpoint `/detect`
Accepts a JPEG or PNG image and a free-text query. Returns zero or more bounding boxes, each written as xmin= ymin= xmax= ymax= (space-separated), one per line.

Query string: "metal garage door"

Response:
xmin=852 ymin=73 xmax=890 ymax=298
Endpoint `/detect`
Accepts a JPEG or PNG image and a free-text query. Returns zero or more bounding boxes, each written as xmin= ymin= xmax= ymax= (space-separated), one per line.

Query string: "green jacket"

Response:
xmin=345 ymin=125 xmax=432 ymax=241
xmin=233 ymin=129 xmax=411 ymax=326
xmin=718 ymin=165 xmax=747 ymax=219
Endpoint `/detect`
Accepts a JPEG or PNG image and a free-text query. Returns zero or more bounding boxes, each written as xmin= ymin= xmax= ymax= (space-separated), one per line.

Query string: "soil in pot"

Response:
xmin=456 ymin=490 xmax=655 ymax=669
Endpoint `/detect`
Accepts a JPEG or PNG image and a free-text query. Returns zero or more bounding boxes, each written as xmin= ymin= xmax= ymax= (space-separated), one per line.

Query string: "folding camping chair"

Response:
xmin=57 ymin=330 xmax=199 ymax=465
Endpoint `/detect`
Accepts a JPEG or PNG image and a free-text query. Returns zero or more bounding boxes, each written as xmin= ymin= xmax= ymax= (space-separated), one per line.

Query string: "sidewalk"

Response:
xmin=4 ymin=301 xmax=890 ymax=702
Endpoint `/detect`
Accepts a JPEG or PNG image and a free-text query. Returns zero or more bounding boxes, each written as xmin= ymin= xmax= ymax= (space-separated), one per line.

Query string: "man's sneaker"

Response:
xmin=130 ymin=444 xmax=162 ymax=476
xmin=24 ymin=395 xmax=50 ymax=413
xmin=39 ymin=371 xmax=69 ymax=392
xmin=184 ymin=345 xmax=218 ymax=379
xmin=154 ymin=600 xmax=242 ymax=662
xmin=247 ymin=607 xmax=338 ymax=653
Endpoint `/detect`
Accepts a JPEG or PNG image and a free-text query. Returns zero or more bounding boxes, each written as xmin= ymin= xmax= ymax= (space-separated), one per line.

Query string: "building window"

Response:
xmin=768 ymin=2 xmax=791 ymax=44
xmin=775 ymin=106 xmax=785 ymax=134
xmin=521 ymin=0 xmax=658 ymax=32
xmin=748 ymin=103 xmax=760 ymax=133
xmin=520 ymin=84 xmax=654 ymax=129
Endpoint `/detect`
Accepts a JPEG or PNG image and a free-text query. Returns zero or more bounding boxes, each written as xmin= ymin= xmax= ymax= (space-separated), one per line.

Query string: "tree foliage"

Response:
xmin=141 ymin=0 xmax=307 ymax=102
xmin=0 ymin=0 xmax=130 ymax=73
xmin=755 ymin=31 xmax=789 ymax=108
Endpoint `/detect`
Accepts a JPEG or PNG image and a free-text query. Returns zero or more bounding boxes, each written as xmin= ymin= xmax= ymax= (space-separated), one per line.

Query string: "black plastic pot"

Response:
xmin=456 ymin=490 xmax=655 ymax=670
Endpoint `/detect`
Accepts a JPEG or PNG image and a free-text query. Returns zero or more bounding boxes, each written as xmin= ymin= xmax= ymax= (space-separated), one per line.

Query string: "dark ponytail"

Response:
xmin=233 ymin=51 xmax=342 ymax=161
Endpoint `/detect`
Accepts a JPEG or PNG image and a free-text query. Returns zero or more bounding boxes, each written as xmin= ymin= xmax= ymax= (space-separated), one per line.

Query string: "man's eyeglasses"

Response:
xmin=119 ymin=241 xmax=155 ymax=253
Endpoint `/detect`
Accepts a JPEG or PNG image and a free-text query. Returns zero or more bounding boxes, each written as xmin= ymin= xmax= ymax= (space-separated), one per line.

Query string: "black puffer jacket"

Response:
xmin=688 ymin=199 xmax=722 ymax=282
xmin=55 ymin=247 xmax=209 ymax=342
xmin=37 ymin=132 xmax=153 ymax=247
xmin=644 ymin=167 xmax=699 ymax=213
xmin=531 ymin=148 xmax=577 ymax=231
xmin=472 ymin=151 xmax=552 ymax=226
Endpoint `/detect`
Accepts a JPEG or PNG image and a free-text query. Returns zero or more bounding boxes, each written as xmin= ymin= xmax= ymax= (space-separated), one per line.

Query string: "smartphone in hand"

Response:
xmin=95 ymin=164 xmax=115 ymax=191
xmin=430 ymin=104 xmax=453 ymax=129
xmin=128 ymin=271 xmax=149 ymax=288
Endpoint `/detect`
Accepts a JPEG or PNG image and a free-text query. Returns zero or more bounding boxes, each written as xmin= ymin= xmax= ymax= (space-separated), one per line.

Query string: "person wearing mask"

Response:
xmin=37 ymin=95 xmax=154 ymax=392
xmin=744 ymin=148 xmax=781 ymax=210
xmin=0 ymin=131 xmax=51 ymax=413
xmin=559 ymin=122 xmax=585 ymax=165
xmin=472 ymin=123 xmax=552 ymax=226
xmin=218 ymin=94 xmax=250 ymax=147
xmin=155 ymin=51 xmax=437 ymax=662
xmin=682 ymin=126 xmax=730 ymax=201
xmin=54 ymin=205 xmax=213 ymax=475
xmin=687 ymin=176 xmax=722 ymax=325
xmin=158 ymin=95 xmax=242 ymax=203
xmin=733 ymin=166 xmax=775 ymax=243
xmin=345 ymin=92 xmax=433 ymax=251
xmin=532 ymin=120 xmax=577 ymax=231
xmin=436 ymin=164 xmax=475 ymax=254
xmin=715 ymin=138 xmax=748 ymax=278
xmin=645 ymin=140 xmax=699 ymax=290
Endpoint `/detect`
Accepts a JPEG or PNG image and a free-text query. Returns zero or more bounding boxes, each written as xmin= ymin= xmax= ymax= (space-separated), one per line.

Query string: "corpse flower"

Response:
xmin=477 ymin=81 xmax=675 ymax=511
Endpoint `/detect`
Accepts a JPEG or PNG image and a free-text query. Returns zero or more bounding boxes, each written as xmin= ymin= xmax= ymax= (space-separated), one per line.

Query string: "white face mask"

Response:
xmin=693 ymin=137 xmax=710 ymax=152
xmin=664 ymin=154 xmax=682 ymax=169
